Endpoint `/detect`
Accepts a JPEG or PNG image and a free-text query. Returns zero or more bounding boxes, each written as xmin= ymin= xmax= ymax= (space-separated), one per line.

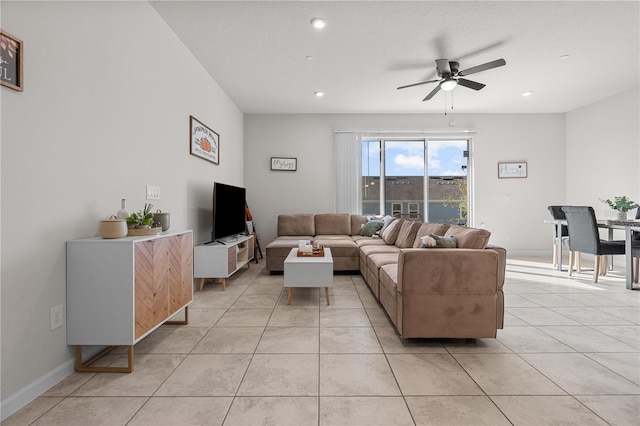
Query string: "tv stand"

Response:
xmin=194 ymin=234 xmax=254 ymax=290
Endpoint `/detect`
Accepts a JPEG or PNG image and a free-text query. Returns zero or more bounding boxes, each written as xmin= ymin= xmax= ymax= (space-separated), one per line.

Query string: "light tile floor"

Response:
xmin=4 ymin=255 xmax=640 ymax=425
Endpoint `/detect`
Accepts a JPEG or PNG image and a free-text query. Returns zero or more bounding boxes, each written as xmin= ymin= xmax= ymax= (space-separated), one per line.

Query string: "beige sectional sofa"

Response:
xmin=265 ymin=213 xmax=506 ymax=338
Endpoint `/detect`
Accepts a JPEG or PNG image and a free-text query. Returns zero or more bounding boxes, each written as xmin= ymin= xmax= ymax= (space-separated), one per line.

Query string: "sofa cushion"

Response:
xmin=353 ymin=236 xmax=387 ymax=247
xmin=360 ymin=220 xmax=384 ymax=237
xmin=317 ymin=238 xmax=358 ymax=257
xmin=381 ymin=219 xmax=402 ymax=245
xmin=412 ymin=222 xmax=451 ymax=248
xmin=395 ymin=220 xmax=420 ymax=248
xmin=350 ymin=215 xmax=369 ymax=236
xmin=360 ymin=244 xmax=400 ymax=258
xmin=315 ymin=214 xmax=350 ymax=235
xmin=444 ymin=225 xmax=491 ymax=249
xmin=278 ymin=214 xmax=315 ymax=236
xmin=379 ymin=215 xmax=396 ymax=234
xmin=366 ymin=252 xmax=400 ymax=282
xmin=421 ymin=234 xmax=457 ymax=248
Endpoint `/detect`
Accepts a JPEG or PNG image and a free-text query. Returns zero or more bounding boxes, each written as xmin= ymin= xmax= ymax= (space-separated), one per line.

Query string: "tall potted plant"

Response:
xmin=600 ymin=196 xmax=638 ymax=221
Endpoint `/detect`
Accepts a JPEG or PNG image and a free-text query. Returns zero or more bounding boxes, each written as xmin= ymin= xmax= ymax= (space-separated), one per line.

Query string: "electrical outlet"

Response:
xmin=146 ymin=185 xmax=160 ymax=200
xmin=50 ymin=305 xmax=63 ymax=330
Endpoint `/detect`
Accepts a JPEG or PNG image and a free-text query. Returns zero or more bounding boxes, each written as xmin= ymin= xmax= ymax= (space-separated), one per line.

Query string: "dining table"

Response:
xmin=545 ymin=218 xmax=639 ymax=290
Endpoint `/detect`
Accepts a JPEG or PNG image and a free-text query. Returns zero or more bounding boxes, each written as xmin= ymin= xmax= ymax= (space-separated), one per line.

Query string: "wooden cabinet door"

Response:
xmin=168 ymin=233 xmax=193 ymax=316
xmin=134 ymin=238 xmax=170 ymax=339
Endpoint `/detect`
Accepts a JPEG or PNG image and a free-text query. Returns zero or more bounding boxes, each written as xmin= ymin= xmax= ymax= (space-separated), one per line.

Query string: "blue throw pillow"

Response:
xmin=359 ymin=220 xmax=384 ymax=237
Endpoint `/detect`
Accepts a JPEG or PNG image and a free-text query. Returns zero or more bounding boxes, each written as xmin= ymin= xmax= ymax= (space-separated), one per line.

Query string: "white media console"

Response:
xmin=193 ymin=234 xmax=254 ymax=290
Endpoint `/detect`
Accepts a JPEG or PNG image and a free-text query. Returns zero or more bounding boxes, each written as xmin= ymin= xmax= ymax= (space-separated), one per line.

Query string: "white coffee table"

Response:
xmin=284 ymin=247 xmax=333 ymax=305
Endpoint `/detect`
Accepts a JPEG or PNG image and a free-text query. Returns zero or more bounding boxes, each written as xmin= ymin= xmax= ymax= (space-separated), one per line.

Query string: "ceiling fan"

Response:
xmin=397 ymin=58 xmax=506 ymax=101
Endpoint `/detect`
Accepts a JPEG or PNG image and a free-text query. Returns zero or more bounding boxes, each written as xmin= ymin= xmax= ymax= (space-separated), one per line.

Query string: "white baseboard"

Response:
xmin=1 ymin=346 xmax=105 ymax=421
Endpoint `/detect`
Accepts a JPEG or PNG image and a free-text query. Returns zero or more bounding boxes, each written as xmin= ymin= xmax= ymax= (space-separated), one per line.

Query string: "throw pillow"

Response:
xmin=381 ymin=218 xmax=402 ymax=245
xmin=379 ymin=215 xmax=396 ymax=234
xmin=395 ymin=220 xmax=420 ymax=248
xmin=359 ymin=220 xmax=384 ymax=237
xmin=444 ymin=225 xmax=491 ymax=249
xmin=421 ymin=234 xmax=457 ymax=248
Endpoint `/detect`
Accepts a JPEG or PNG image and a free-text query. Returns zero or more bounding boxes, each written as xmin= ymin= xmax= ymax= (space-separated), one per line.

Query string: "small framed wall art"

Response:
xmin=271 ymin=157 xmax=297 ymax=171
xmin=498 ymin=161 xmax=527 ymax=178
xmin=1 ymin=30 xmax=23 ymax=92
xmin=190 ymin=116 xmax=219 ymax=165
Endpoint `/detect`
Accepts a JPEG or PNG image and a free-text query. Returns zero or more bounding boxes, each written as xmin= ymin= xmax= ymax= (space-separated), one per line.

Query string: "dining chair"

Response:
xmin=561 ymin=206 xmax=625 ymax=283
xmin=548 ymin=205 xmax=581 ymax=271
xmin=634 ymin=208 xmax=640 ymax=282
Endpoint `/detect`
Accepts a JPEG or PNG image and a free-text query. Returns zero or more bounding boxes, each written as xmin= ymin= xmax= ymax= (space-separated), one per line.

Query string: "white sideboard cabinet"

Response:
xmin=194 ymin=234 xmax=254 ymax=290
xmin=66 ymin=230 xmax=193 ymax=373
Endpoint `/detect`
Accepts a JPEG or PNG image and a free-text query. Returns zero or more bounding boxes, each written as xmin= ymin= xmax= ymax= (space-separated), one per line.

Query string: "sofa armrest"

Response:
xmin=397 ymin=248 xmax=502 ymax=295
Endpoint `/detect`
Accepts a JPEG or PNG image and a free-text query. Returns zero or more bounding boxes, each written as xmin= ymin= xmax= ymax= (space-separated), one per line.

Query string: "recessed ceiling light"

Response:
xmin=522 ymin=91 xmax=533 ymax=97
xmin=560 ymin=54 xmax=570 ymax=60
xmin=311 ymin=18 xmax=326 ymax=29
xmin=305 ymin=55 xmax=314 ymax=61
xmin=314 ymin=91 xmax=324 ymax=97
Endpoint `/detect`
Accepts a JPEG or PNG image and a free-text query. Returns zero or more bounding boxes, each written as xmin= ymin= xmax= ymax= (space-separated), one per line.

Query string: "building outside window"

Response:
xmin=361 ymin=139 xmax=468 ymax=224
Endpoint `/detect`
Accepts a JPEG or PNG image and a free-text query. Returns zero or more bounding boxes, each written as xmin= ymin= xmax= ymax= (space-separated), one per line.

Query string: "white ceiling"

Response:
xmin=150 ymin=1 xmax=639 ymax=114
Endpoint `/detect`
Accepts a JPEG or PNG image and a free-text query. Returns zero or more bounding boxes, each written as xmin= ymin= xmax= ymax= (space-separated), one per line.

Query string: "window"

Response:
xmin=408 ymin=203 xmax=419 ymax=219
xmin=360 ymin=138 xmax=469 ymax=224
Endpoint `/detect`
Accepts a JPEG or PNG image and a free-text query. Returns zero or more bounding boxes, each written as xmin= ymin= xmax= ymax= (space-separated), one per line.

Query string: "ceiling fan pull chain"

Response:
xmin=444 ymin=92 xmax=447 ymax=115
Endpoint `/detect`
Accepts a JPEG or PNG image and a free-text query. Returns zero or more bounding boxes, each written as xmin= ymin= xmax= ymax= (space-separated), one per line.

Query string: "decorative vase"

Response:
xmin=117 ymin=198 xmax=130 ymax=220
xmin=616 ymin=211 xmax=628 ymax=221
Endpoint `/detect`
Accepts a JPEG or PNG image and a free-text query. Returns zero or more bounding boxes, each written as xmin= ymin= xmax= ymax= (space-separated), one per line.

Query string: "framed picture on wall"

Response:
xmin=498 ymin=162 xmax=527 ymax=178
xmin=190 ymin=116 xmax=219 ymax=165
xmin=271 ymin=157 xmax=297 ymax=171
xmin=1 ymin=30 xmax=23 ymax=92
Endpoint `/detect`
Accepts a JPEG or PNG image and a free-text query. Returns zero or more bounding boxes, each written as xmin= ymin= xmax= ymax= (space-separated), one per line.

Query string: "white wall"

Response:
xmin=1 ymin=1 xmax=244 ymax=416
xmin=566 ymin=88 xmax=640 ymax=216
xmin=244 ymin=113 xmax=565 ymax=251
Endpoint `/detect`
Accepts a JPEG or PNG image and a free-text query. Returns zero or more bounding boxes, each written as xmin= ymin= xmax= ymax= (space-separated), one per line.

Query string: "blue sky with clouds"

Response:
xmin=362 ymin=140 xmax=467 ymax=177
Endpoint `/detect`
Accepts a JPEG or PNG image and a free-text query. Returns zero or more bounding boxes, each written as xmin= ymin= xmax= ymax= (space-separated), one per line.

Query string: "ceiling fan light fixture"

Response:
xmin=311 ymin=18 xmax=326 ymax=29
xmin=440 ymin=78 xmax=457 ymax=91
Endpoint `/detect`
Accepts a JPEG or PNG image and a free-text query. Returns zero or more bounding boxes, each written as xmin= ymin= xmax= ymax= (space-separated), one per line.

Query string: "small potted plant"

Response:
xmin=600 ymin=196 xmax=639 ymax=221
xmin=126 ymin=203 xmax=155 ymax=229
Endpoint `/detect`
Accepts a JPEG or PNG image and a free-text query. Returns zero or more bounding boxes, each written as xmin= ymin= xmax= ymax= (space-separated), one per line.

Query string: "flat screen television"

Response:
xmin=212 ymin=182 xmax=246 ymax=242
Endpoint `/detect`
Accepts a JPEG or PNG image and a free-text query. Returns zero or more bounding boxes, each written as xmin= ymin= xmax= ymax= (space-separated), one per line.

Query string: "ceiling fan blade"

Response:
xmin=435 ymin=59 xmax=451 ymax=76
xmin=397 ymin=79 xmax=440 ymax=90
xmin=423 ymin=85 xmax=441 ymax=101
xmin=459 ymin=58 xmax=506 ymax=76
xmin=453 ymin=40 xmax=506 ymax=63
xmin=457 ymin=78 xmax=486 ymax=91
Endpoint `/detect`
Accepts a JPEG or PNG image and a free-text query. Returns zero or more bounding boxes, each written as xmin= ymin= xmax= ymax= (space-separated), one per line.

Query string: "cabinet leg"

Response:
xmin=199 ymin=278 xmax=205 ymax=291
xmin=325 ymin=287 xmax=330 ymax=305
xmin=221 ymin=278 xmax=226 ymax=291
xmin=165 ymin=306 xmax=189 ymax=326
xmin=75 ymin=345 xmax=133 ymax=373
xmin=287 ymin=288 xmax=292 ymax=305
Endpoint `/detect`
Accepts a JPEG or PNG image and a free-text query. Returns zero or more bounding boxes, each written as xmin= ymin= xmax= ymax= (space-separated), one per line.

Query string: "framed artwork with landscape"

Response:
xmin=190 ymin=116 xmax=219 ymax=165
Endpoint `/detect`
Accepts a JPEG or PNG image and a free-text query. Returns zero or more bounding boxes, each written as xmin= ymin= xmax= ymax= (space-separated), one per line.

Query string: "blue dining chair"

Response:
xmin=561 ymin=206 xmax=625 ymax=283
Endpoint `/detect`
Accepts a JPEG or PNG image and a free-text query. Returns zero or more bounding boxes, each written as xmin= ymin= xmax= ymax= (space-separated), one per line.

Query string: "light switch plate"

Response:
xmin=146 ymin=185 xmax=160 ymax=200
